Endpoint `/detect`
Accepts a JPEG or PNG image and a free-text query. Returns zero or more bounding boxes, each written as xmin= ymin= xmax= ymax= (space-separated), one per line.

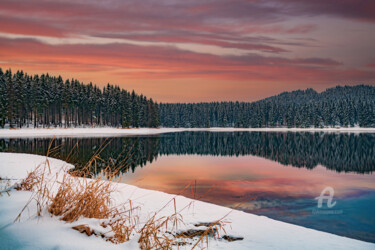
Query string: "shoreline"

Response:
xmin=0 ymin=153 xmax=374 ymax=249
xmin=0 ymin=127 xmax=375 ymax=138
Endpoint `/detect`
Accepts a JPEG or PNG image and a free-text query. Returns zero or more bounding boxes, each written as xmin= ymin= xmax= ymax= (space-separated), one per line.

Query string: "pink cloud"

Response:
xmin=1 ymin=37 xmax=372 ymax=84
xmin=0 ymin=0 xmax=374 ymax=101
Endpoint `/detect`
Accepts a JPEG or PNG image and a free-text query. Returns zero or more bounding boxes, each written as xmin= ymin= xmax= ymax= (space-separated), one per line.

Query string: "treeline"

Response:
xmin=160 ymin=85 xmax=375 ymax=128
xmin=1 ymin=67 xmax=374 ymax=129
xmin=0 ymin=68 xmax=160 ymax=128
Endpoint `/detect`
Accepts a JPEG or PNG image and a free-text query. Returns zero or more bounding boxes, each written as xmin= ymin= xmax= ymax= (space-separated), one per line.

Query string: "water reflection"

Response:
xmin=1 ymin=132 xmax=374 ymax=173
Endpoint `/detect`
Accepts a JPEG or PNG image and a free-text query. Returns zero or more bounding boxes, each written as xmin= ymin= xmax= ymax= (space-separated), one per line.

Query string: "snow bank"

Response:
xmin=0 ymin=153 xmax=374 ymax=249
xmin=0 ymin=127 xmax=375 ymax=138
xmin=0 ymin=153 xmax=70 ymax=180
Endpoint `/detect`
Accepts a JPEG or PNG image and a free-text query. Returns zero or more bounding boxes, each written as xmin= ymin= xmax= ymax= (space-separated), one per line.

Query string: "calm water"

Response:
xmin=1 ymin=132 xmax=374 ymax=242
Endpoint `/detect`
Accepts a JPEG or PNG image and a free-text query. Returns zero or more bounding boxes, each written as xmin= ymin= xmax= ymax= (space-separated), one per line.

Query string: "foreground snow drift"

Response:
xmin=0 ymin=153 xmax=373 ymax=249
xmin=1 ymin=127 xmax=375 ymax=138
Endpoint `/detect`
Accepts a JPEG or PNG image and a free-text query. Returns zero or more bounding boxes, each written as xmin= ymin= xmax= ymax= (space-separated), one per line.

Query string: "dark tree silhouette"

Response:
xmin=160 ymin=86 xmax=375 ymax=128
xmin=0 ymin=68 xmax=160 ymax=128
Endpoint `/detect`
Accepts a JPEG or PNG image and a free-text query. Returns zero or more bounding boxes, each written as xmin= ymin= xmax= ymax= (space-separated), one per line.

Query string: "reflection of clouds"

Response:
xmin=120 ymin=155 xmax=375 ymax=217
xmin=237 ymin=199 xmax=318 ymax=219
xmin=235 ymin=200 xmax=284 ymax=211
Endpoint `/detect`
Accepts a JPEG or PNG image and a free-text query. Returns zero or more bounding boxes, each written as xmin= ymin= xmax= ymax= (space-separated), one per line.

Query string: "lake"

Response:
xmin=1 ymin=131 xmax=374 ymax=243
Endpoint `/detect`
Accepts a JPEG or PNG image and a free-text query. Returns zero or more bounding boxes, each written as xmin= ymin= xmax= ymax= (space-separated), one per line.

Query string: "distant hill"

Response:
xmin=160 ymin=85 xmax=375 ymax=128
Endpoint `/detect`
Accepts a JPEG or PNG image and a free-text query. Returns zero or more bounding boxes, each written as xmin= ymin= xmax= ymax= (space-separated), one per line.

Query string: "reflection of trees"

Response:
xmin=160 ymin=132 xmax=375 ymax=173
xmin=0 ymin=136 xmax=160 ymax=174
xmin=1 ymin=132 xmax=374 ymax=174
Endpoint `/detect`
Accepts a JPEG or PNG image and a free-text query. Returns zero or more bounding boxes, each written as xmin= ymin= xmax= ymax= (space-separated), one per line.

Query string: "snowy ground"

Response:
xmin=0 ymin=153 xmax=374 ymax=249
xmin=0 ymin=127 xmax=375 ymax=138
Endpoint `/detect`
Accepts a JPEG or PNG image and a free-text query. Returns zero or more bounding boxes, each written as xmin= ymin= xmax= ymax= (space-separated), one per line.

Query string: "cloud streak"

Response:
xmin=0 ymin=0 xmax=374 ymax=101
xmin=1 ymin=37 xmax=372 ymax=82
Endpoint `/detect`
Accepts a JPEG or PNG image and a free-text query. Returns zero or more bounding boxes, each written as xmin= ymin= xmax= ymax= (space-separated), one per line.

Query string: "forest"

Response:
xmin=160 ymin=85 xmax=375 ymax=128
xmin=0 ymin=68 xmax=160 ymax=128
xmin=1 ymin=68 xmax=374 ymax=128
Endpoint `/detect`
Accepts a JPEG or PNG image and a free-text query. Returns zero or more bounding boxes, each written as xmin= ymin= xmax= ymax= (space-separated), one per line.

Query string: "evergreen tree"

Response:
xmin=159 ymin=85 xmax=375 ymax=128
xmin=0 ymin=68 xmax=160 ymax=128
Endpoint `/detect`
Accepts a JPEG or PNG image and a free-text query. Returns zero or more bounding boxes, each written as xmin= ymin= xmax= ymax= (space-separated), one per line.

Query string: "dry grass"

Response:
xmin=14 ymin=139 xmax=56 ymax=220
xmin=138 ymin=198 xmax=185 ymax=249
xmin=49 ymin=176 xmax=113 ymax=222
xmin=0 ymin=178 xmax=12 ymax=197
xmin=191 ymin=220 xmax=227 ymax=249
xmin=14 ymin=138 xmax=233 ymax=249
xmin=105 ymin=212 xmax=139 ymax=243
xmin=136 ymin=182 xmax=234 ymax=250
xmin=16 ymin=170 xmax=40 ymax=191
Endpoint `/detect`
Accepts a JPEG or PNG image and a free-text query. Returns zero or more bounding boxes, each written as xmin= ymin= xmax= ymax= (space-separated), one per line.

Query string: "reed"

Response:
xmin=49 ymin=176 xmax=113 ymax=221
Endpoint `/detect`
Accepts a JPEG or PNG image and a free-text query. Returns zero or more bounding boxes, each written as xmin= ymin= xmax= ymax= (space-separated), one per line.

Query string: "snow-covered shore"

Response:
xmin=0 ymin=127 xmax=375 ymax=138
xmin=0 ymin=153 xmax=373 ymax=249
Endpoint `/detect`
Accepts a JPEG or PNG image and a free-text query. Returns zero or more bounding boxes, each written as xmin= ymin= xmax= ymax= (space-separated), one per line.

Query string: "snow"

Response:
xmin=0 ymin=153 xmax=374 ymax=249
xmin=0 ymin=127 xmax=375 ymax=138
xmin=0 ymin=153 xmax=69 ymax=180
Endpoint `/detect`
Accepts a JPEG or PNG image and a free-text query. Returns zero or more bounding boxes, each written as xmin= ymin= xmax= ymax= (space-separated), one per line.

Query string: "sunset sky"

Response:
xmin=0 ymin=0 xmax=374 ymax=102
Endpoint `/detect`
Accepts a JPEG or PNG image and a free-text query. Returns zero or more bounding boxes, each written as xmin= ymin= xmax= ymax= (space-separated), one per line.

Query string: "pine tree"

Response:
xmin=0 ymin=68 xmax=160 ymax=129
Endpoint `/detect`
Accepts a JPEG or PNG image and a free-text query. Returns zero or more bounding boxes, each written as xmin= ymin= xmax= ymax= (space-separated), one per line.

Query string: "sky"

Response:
xmin=0 ymin=0 xmax=374 ymax=102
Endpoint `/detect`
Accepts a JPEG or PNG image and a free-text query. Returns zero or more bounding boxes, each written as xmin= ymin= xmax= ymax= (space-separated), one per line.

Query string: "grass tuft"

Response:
xmin=49 ymin=176 xmax=113 ymax=222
